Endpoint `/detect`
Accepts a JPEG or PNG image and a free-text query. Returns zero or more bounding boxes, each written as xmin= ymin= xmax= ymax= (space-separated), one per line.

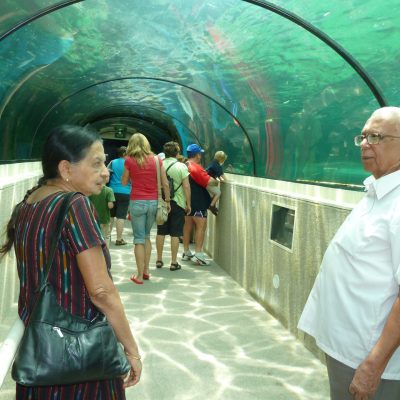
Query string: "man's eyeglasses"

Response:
xmin=354 ymin=132 xmax=400 ymax=146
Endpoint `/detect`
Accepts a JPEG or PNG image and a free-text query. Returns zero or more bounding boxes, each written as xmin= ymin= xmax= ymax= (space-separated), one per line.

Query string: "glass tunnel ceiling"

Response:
xmin=1 ymin=0 xmax=399 ymax=188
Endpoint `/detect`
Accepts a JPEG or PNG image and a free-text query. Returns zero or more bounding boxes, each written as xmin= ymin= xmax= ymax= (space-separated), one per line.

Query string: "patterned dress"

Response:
xmin=14 ymin=192 xmax=126 ymax=400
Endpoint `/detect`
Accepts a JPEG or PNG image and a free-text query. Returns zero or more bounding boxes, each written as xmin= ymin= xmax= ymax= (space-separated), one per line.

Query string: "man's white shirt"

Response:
xmin=298 ymin=170 xmax=400 ymax=379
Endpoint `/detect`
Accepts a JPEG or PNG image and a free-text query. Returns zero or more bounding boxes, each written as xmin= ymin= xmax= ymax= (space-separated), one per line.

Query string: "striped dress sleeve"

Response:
xmin=65 ymin=193 xmax=104 ymax=254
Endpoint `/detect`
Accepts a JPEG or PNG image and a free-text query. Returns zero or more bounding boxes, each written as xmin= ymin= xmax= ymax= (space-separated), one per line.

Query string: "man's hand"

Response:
xmin=349 ymin=360 xmax=382 ymax=400
xmin=348 ymin=296 xmax=400 ymax=399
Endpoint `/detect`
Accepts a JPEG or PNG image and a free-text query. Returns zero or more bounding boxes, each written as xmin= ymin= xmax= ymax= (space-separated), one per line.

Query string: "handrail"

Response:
xmin=0 ymin=318 xmax=24 ymax=388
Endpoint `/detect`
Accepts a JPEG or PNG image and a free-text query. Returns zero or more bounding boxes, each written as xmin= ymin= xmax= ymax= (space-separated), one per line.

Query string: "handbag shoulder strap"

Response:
xmin=154 ymin=156 xmax=162 ymax=200
xmin=165 ymin=160 xmax=178 ymax=174
xmin=41 ymin=192 xmax=76 ymax=289
xmin=165 ymin=161 xmax=182 ymax=196
xmin=25 ymin=192 xmax=75 ymax=325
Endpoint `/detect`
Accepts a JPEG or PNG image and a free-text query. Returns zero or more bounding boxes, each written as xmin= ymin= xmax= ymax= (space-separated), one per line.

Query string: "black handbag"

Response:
xmin=12 ymin=192 xmax=131 ymax=386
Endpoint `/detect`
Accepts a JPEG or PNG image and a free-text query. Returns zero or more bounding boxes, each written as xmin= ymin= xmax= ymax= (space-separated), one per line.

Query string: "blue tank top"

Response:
xmin=108 ymin=158 xmax=131 ymax=195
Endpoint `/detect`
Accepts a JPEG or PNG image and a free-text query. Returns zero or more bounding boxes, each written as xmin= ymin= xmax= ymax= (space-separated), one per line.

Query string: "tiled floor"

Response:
xmin=0 ymin=225 xmax=329 ymax=399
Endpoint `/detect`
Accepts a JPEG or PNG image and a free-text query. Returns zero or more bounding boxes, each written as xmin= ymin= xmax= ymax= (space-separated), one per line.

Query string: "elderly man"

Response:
xmin=298 ymin=107 xmax=400 ymax=400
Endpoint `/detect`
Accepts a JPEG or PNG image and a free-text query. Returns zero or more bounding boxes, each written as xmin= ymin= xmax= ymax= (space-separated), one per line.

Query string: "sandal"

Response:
xmin=115 ymin=239 xmax=127 ymax=246
xmin=143 ymin=273 xmax=150 ymax=280
xmin=170 ymin=262 xmax=182 ymax=271
xmin=209 ymin=205 xmax=219 ymax=216
xmin=130 ymin=275 xmax=143 ymax=285
xmin=156 ymin=260 xmax=164 ymax=268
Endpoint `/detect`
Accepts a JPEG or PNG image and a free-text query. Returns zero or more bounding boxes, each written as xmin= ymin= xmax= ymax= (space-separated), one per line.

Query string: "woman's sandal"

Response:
xmin=130 ymin=275 xmax=143 ymax=285
xmin=143 ymin=273 xmax=150 ymax=280
xmin=170 ymin=262 xmax=182 ymax=271
xmin=156 ymin=260 xmax=164 ymax=268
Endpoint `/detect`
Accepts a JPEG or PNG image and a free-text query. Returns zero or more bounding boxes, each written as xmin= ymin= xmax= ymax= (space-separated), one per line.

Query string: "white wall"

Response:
xmin=0 ymin=162 xmax=42 ymax=343
xmin=204 ymin=174 xmax=363 ymax=358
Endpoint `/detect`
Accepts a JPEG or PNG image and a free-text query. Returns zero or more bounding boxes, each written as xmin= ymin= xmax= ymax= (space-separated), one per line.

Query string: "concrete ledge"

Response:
xmin=205 ymin=176 xmax=360 ymax=361
xmin=227 ymin=174 xmax=364 ymax=210
xmin=0 ymin=162 xmax=41 ymax=190
xmin=0 ymin=318 xmax=24 ymax=388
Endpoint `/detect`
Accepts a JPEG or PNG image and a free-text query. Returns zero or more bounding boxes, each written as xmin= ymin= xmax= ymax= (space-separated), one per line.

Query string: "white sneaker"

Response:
xmin=192 ymin=253 xmax=210 ymax=265
xmin=182 ymin=251 xmax=194 ymax=261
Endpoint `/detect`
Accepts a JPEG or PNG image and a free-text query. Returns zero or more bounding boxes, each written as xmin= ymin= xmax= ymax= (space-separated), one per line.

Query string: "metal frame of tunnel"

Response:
xmin=0 ymin=0 xmax=389 ymax=169
xmin=81 ymin=104 xmax=200 ymax=146
xmin=0 ymin=0 xmax=388 ymax=108
xmin=0 ymin=0 xmax=84 ymax=41
xmin=243 ymin=0 xmax=388 ymax=107
xmin=32 ymin=77 xmax=258 ymax=175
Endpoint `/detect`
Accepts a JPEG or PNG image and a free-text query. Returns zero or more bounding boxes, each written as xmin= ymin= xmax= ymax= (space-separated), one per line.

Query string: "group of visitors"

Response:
xmin=118 ymin=134 xmax=227 ymax=282
xmin=2 ymin=107 xmax=400 ymax=399
xmin=89 ymin=132 xmax=228 ymax=284
xmin=157 ymin=143 xmax=227 ymax=267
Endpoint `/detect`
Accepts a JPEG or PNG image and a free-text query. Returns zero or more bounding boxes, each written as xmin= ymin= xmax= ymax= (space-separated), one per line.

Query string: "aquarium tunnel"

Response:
xmin=0 ymin=1 xmax=400 ymax=395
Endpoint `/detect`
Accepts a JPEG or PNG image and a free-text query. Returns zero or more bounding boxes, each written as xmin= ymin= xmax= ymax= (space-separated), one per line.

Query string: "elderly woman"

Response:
xmin=122 ymin=133 xmax=170 ymax=284
xmin=0 ymin=125 xmax=142 ymax=399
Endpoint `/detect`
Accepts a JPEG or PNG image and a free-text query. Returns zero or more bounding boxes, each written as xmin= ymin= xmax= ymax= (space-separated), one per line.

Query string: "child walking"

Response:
xmin=89 ymin=177 xmax=115 ymax=247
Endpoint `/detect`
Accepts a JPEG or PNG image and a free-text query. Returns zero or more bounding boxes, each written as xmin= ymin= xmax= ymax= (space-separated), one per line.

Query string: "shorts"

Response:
xmin=188 ymin=209 xmax=208 ymax=218
xmin=110 ymin=193 xmax=130 ymax=219
xmin=129 ymin=200 xmax=158 ymax=244
xmin=157 ymin=201 xmax=186 ymax=237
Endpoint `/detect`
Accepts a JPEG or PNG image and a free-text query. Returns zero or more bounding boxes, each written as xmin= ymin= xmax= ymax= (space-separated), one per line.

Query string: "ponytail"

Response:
xmin=1 ymin=124 xmax=100 ymax=260
xmin=0 ymin=181 xmax=43 ymax=259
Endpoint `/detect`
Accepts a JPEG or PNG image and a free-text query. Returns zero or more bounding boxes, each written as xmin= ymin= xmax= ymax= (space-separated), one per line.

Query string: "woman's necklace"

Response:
xmin=46 ymin=182 xmax=69 ymax=193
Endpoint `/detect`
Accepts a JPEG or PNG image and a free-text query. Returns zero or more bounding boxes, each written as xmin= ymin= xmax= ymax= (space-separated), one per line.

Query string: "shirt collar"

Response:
xmin=363 ymin=170 xmax=400 ymax=199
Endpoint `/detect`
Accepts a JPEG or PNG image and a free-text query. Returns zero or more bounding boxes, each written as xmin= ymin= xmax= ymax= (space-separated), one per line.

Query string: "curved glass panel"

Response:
xmin=266 ymin=0 xmax=400 ymax=106
xmin=32 ymin=79 xmax=251 ymax=174
xmin=0 ymin=0 xmax=59 ymax=38
xmin=0 ymin=0 xmax=398 ymax=188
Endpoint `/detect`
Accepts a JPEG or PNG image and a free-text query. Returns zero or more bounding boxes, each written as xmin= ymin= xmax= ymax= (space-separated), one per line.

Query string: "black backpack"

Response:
xmin=163 ymin=161 xmax=182 ymax=200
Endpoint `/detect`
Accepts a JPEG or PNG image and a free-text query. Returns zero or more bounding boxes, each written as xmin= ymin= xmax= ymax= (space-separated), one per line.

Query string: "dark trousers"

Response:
xmin=326 ymin=354 xmax=400 ymax=400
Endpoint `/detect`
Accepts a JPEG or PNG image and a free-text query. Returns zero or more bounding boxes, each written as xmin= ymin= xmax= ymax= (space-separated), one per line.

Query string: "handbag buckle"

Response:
xmin=53 ymin=326 xmax=64 ymax=338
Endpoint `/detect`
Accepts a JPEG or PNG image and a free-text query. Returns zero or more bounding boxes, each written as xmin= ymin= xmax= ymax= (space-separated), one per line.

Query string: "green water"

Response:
xmin=0 ymin=0 xmax=399 ymax=188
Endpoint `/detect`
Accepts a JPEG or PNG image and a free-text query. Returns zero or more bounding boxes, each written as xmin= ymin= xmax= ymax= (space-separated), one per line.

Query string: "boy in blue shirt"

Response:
xmin=206 ymin=151 xmax=227 ymax=216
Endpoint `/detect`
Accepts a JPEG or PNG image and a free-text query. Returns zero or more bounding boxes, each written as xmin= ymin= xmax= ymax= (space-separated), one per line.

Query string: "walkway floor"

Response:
xmin=1 ymin=226 xmax=329 ymax=400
